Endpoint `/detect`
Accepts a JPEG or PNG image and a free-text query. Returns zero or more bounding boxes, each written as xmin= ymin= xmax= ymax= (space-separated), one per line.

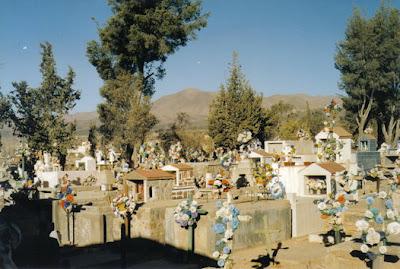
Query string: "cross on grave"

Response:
xmin=186 ymin=193 xmax=207 ymax=260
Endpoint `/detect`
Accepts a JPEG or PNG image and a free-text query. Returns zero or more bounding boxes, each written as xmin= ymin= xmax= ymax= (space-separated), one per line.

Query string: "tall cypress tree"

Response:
xmin=208 ymin=52 xmax=266 ymax=149
xmin=87 ymin=0 xmax=208 ymax=164
xmin=336 ymin=4 xmax=400 ymax=145
xmin=9 ymin=42 xmax=80 ymax=168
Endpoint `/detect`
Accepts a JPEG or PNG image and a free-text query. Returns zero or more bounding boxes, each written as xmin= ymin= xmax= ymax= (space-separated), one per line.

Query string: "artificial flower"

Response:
xmin=378 ymin=191 xmax=387 ymax=199
xmin=387 ymin=222 xmax=400 ymax=235
xmin=317 ymin=202 xmax=327 ymax=211
xmin=360 ymin=244 xmax=369 ymax=253
xmin=364 ymin=210 xmax=374 ymax=219
xmin=356 ymin=219 xmax=369 ymax=232
xmin=379 ymin=245 xmax=387 ymax=254
xmin=212 ymin=251 xmax=220 ymax=258
xmin=366 ymin=228 xmax=381 ymax=245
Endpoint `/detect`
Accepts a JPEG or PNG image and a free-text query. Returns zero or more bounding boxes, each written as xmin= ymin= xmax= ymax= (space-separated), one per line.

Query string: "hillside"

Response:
xmin=2 ymin=88 xmax=339 ymax=137
xmin=151 ymin=88 xmax=338 ymax=128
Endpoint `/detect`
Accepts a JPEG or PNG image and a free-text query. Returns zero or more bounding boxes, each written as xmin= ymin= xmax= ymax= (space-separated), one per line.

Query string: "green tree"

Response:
xmin=335 ymin=8 xmax=378 ymax=139
xmin=88 ymin=0 xmax=208 ymax=163
xmin=264 ymin=101 xmax=295 ymax=140
xmin=9 ymin=42 xmax=80 ymax=168
xmin=0 ymin=92 xmax=10 ymax=149
xmin=336 ymin=4 xmax=400 ymax=145
xmin=159 ymin=112 xmax=189 ymax=154
xmin=88 ymin=124 xmax=97 ymax=157
xmin=208 ymin=53 xmax=266 ymax=149
xmin=87 ymin=0 xmax=208 ymax=96
xmin=97 ymin=72 xmax=157 ymax=165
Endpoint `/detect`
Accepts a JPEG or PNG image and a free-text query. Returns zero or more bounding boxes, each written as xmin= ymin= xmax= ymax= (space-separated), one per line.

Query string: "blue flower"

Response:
xmin=391 ymin=184 xmax=397 ymax=191
xmin=223 ymin=246 xmax=231 ymax=254
xmin=222 ymin=217 xmax=229 ymax=224
xmin=385 ymin=199 xmax=393 ymax=209
xmin=231 ymin=207 xmax=240 ymax=217
xmin=375 ymin=215 xmax=384 ymax=224
xmin=370 ymin=208 xmax=379 ymax=216
xmin=366 ymin=196 xmax=374 ymax=205
xmin=232 ymin=218 xmax=240 ymax=230
xmin=217 ymin=259 xmax=225 ymax=267
xmin=213 ymin=223 xmax=225 ymax=234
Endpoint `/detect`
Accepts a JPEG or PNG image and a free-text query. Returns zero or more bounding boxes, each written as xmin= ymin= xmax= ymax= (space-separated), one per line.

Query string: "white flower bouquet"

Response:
xmin=173 ymin=199 xmax=200 ymax=228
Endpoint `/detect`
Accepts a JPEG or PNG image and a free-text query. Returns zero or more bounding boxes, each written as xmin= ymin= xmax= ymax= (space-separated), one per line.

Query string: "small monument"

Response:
xmin=356 ymin=133 xmax=380 ymax=172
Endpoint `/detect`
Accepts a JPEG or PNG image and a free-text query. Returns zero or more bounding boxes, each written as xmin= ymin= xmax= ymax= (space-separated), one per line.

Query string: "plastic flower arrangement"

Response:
xmin=56 ymin=183 xmax=75 ymax=212
xmin=237 ymin=130 xmax=262 ymax=160
xmin=184 ymin=147 xmax=207 ymax=162
xmin=335 ymin=170 xmax=359 ymax=201
xmin=111 ymin=193 xmax=136 ymax=219
xmin=209 ymin=174 xmax=233 ymax=199
xmin=317 ymin=99 xmax=343 ymax=162
xmin=253 ymin=163 xmax=275 ymax=187
xmin=139 ymin=141 xmax=166 ymax=169
xmin=169 ymin=141 xmax=183 ymax=163
xmin=317 ymin=193 xmax=348 ymax=243
xmin=306 ymin=179 xmax=326 ymax=194
xmin=268 ymin=177 xmax=286 ymax=200
xmin=366 ymin=167 xmax=384 ymax=181
xmin=173 ymin=198 xmax=200 ymax=228
xmin=219 ymin=150 xmax=236 ymax=169
xmin=212 ymin=198 xmax=240 ymax=268
xmin=355 ymin=192 xmax=400 ymax=259
xmin=389 ymin=161 xmax=400 ymax=191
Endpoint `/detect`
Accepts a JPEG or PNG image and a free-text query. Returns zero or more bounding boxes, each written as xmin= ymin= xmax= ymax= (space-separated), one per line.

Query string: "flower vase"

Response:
xmin=334 ymin=230 xmax=341 ymax=244
xmin=372 ymin=255 xmax=384 ymax=269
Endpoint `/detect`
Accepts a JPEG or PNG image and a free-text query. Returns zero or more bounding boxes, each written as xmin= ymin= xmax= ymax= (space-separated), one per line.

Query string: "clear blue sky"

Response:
xmin=0 ymin=0 xmax=398 ymax=112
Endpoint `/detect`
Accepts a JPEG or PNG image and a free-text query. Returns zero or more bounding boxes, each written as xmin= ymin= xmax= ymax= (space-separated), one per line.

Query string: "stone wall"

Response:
xmin=190 ymin=162 xmax=224 ymax=179
xmin=164 ymin=199 xmax=291 ymax=258
xmin=53 ymin=195 xmax=292 ymax=257
xmin=145 ymin=179 xmax=175 ymax=202
xmin=171 ymin=186 xmax=195 ymax=199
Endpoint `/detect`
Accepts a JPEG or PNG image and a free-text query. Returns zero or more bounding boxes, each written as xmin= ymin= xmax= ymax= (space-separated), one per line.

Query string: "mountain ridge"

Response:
xmin=65 ymin=88 xmax=339 ymax=133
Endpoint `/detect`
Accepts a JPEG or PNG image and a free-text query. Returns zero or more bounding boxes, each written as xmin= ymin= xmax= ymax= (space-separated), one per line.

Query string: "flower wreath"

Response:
xmin=56 ymin=184 xmax=75 ymax=212
xmin=111 ymin=193 xmax=136 ymax=219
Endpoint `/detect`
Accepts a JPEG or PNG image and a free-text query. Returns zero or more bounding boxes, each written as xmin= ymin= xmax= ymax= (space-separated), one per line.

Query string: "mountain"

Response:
xmin=151 ymin=88 xmax=339 ymax=128
xmin=2 ymin=88 xmax=339 ymax=137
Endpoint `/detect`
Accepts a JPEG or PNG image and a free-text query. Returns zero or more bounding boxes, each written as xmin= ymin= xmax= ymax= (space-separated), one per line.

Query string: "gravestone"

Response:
xmin=356 ymin=134 xmax=380 ymax=172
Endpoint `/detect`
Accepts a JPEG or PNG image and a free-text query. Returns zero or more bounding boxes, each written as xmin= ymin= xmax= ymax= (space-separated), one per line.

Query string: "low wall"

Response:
xmin=37 ymin=170 xmax=101 ymax=188
xmin=53 ymin=195 xmax=292 ymax=256
xmin=164 ymin=199 xmax=291 ymax=258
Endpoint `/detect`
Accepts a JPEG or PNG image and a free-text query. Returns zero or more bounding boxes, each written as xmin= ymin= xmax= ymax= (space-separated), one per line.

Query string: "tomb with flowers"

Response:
xmin=298 ymin=162 xmax=346 ymax=197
